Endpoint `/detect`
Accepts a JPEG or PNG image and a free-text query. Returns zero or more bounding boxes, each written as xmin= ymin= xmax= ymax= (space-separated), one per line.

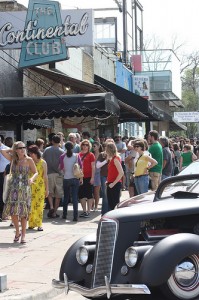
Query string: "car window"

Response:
xmin=159 ymin=178 xmax=199 ymax=200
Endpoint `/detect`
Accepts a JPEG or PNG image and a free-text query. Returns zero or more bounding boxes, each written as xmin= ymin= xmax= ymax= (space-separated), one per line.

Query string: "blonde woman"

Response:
xmin=106 ymin=142 xmax=124 ymax=211
xmin=1 ymin=141 xmax=38 ymax=244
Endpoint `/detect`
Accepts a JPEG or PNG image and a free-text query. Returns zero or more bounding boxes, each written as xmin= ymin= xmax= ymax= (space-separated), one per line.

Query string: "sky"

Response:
xmin=141 ymin=0 xmax=198 ymax=54
xmin=17 ymin=0 xmax=198 ymax=54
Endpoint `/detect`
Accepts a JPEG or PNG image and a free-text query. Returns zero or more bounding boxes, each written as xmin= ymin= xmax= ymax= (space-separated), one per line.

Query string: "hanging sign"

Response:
xmin=174 ymin=112 xmax=199 ymax=122
xmin=19 ymin=0 xmax=68 ymax=68
xmin=0 ymin=0 xmax=93 ymax=68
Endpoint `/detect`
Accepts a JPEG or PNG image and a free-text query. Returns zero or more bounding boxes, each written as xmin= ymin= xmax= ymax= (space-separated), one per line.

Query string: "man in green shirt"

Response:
xmin=148 ymin=130 xmax=163 ymax=190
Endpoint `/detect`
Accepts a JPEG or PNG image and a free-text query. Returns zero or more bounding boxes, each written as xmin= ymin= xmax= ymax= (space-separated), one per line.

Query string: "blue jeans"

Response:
xmin=100 ymin=176 xmax=109 ymax=215
xmin=134 ymin=175 xmax=149 ymax=195
xmin=162 ymin=174 xmax=170 ymax=181
xmin=63 ymin=178 xmax=80 ymax=219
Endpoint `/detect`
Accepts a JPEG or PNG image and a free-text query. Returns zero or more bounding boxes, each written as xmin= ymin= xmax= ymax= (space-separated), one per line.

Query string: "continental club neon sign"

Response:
xmin=0 ymin=0 xmax=93 ymax=68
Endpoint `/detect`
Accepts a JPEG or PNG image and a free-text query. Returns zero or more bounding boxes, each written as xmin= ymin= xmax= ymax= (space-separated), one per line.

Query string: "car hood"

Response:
xmin=103 ymin=197 xmax=199 ymax=223
xmin=117 ymin=190 xmax=155 ymax=208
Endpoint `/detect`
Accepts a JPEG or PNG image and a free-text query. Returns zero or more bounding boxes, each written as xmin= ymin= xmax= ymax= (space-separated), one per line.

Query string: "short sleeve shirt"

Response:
xmin=149 ymin=142 xmax=163 ymax=173
xmin=79 ymin=152 xmax=95 ymax=178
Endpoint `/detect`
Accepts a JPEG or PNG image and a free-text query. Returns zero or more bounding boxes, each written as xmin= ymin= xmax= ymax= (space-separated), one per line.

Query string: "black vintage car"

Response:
xmin=52 ymin=174 xmax=199 ymax=300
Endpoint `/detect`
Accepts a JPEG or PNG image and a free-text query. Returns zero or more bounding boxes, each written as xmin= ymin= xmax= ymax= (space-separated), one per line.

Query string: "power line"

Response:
xmin=1 ymin=50 xmax=69 ymax=104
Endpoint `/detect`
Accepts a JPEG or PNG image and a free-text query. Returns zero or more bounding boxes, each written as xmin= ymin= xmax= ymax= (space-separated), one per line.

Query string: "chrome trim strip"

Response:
xmin=52 ymin=279 xmax=151 ymax=297
xmin=64 ymin=273 xmax=69 ymax=294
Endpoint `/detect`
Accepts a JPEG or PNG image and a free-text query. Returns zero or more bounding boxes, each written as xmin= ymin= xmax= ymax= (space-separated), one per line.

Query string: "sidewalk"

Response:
xmin=0 ymin=190 xmax=130 ymax=300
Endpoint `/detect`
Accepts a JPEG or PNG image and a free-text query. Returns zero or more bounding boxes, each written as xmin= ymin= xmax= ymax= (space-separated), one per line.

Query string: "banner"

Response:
xmin=133 ymin=76 xmax=150 ymax=99
xmin=174 ymin=112 xmax=199 ymax=122
xmin=0 ymin=8 xmax=93 ymax=49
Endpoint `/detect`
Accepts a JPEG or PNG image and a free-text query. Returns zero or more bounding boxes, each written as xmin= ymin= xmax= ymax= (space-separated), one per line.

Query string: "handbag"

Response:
xmin=73 ymin=155 xmax=84 ymax=179
xmin=3 ymin=163 xmax=12 ymax=203
xmin=174 ymin=166 xmax=179 ymax=175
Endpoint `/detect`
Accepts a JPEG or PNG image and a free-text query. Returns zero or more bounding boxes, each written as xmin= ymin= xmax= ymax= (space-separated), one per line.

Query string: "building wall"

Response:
xmin=0 ymin=1 xmax=26 ymax=11
xmin=82 ymin=51 xmax=94 ymax=83
xmin=55 ymin=48 xmax=83 ymax=80
xmin=23 ymin=67 xmax=98 ymax=140
xmin=0 ymin=2 xmax=26 ymax=98
xmin=94 ymin=47 xmax=115 ymax=82
xmin=55 ymin=49 xmax=94 ymax=84
xmin=115 ymin=61 xmax=133 ymax=91
xmin=0 ymin=49 xmax=23 ymax=97
xmin=23 ymin=68 xmax=74 ymax=97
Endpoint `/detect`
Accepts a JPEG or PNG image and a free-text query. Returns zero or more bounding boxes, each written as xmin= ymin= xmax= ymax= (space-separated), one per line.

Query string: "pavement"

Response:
xmin=0 ymin=190 xmax=130 ymax=300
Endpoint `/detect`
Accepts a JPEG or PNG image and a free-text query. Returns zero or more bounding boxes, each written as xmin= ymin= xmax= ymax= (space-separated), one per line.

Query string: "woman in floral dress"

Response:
xmin=28 ymin=145 xmax=48 ymax=231
xmin=1 ymin=141 xmax=38 ymax=244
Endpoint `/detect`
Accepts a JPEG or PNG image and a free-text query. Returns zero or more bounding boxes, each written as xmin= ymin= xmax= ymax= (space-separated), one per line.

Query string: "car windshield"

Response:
xmin=179 ymin=160 xmax=199 ymax=175
xmin=158 ymin=161 xmax=199 ymax=200
xmin=160 ymin=179 xmax=199 ymax=199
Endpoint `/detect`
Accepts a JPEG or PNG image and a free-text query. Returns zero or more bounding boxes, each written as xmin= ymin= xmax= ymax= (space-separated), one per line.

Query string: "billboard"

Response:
xmin=174 ymin=112 xmax=199 ymax=122
xmin=0 ymin=7 xmax=93 ymax=49
xmin=133 ymin=76 xmax=150 ymax=99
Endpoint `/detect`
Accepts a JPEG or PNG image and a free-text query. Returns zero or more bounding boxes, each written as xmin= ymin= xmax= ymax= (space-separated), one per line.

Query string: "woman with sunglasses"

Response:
xmin=78 ymin=139 xmax=95 ymax=218
xmin=1 ymin=141 xmax=38 ymax=244
xmin=133 ymin=139 xmax=157 ymax=195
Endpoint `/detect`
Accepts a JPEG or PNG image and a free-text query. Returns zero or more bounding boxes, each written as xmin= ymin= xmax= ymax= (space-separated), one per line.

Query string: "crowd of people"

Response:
xmin=0 ymin=130 xmax=198 ymax=244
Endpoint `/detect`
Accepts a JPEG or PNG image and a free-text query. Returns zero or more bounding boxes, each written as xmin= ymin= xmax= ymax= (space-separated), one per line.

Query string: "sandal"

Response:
xmin=14 ymin=233 xmax=21 ymax=242
xmin=20 ymin=239 xmax=26 ymax=244
xmin=47 ymin=208 xmax=54 ymax=218
xmin=37 ymin=227 xmax=43 ymax=231
xmin=52 ymin=214 xmax=59 ymax=218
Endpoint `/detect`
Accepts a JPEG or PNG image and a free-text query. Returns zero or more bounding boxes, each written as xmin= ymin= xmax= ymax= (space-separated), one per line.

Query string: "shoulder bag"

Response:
xmin=3 ymin=162 xmax=12 ymax=203
xmin=73 ymin=155 xmax=84 ymax=179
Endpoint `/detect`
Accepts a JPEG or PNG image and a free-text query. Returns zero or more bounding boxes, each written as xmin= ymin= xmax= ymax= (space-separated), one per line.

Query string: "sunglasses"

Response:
xmin=134 ymin=145 xmax=141 ymax=148
xmin=82 ymin=144 xmax=89 ymax=147
xmin=16 ymin=146 xmax=26 ymax=150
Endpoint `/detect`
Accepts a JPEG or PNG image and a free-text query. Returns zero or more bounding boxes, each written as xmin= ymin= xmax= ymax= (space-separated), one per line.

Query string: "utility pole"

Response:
xmin=122 ymin=0 xmax=127 ymax=64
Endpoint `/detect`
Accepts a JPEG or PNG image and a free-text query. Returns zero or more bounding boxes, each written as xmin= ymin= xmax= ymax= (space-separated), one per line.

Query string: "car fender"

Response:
xmin=59 ymin=233 xmax=96 ymax=282
xmin=138 ymin=233 xmax=199 ymax=286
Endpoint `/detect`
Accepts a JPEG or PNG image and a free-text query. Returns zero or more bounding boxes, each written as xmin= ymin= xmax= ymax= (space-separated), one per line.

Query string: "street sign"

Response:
xmin=174 ymin=112 xmax=199 ymax=123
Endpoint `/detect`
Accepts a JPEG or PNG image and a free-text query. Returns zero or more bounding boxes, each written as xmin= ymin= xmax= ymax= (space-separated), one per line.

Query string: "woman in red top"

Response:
xmin=106 ymin=142 xmax=124 ymax=211
xmin=78 ymin=139 xmax=95 ymax=218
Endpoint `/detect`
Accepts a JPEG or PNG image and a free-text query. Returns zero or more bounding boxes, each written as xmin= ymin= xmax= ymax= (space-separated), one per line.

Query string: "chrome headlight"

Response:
xmin=125 ymin=247 xmax=138 ymax=267
xmin=76 ymin=246 xmax=89 ymax=265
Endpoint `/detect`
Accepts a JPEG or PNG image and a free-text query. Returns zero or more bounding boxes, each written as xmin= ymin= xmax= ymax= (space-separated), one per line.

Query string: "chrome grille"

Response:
xmin=92 ymin=219 xmax=118 ymax=287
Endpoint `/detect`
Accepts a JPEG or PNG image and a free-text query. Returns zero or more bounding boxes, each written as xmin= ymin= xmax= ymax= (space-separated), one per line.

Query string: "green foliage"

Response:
xmin=169 ymin=131 xmax=186 ymax=138
xmin=181 ymin=63 xmax=199 ymax=137
xmin=182 ymin=89 xmax=198 ymax=111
